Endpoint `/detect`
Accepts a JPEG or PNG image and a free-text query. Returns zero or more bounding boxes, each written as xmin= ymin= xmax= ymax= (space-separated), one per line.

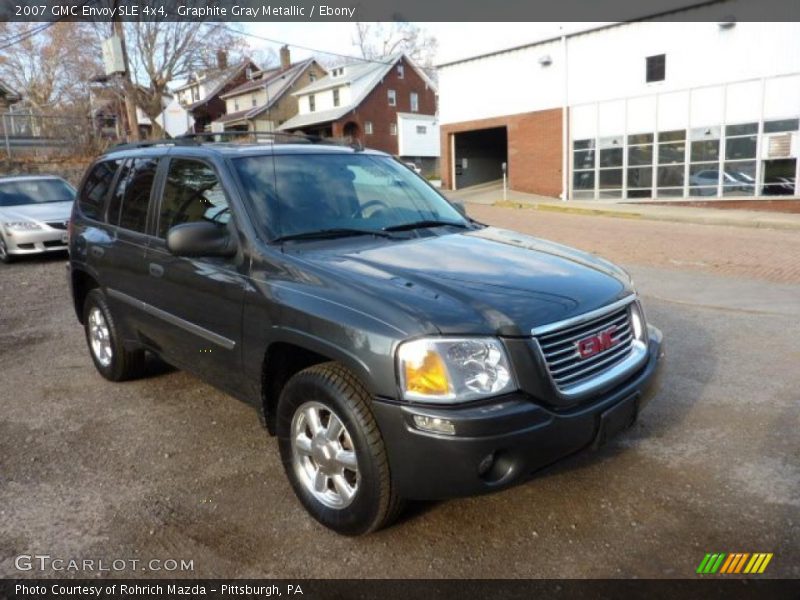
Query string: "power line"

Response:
xmin=0 ymin=0 xmax=101 ymax=52
xmin=208 ymin=22 xmax=437 ymax=75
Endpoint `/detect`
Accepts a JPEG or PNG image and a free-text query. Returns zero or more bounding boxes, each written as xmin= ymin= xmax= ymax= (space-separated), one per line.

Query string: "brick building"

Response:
xmin=279 ymin=54 xmax=439 ymax=172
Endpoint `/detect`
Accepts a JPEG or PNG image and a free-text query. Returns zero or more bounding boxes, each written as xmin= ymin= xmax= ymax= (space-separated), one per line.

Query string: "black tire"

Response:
xmin=277 ymin=362 xmax=403 ymax=535
xmin=83 ymin=289 xmax=146 ymax=382
xmin=0 ymin=234 xmax=14 ymax=264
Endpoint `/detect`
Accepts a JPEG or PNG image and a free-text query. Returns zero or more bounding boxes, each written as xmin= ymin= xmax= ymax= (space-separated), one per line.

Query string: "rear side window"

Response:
xmin=108 ymin=158 xmax=159 ymax=233
xmin=79 ymin=161 xmax=120 ymax=220
xmin=157 ymin=159 xmax=230 ymax=238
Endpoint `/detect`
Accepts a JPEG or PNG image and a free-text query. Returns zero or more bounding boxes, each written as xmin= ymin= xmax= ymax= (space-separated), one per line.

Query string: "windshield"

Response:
xmin=233 ymin=153 xmax=466 ymax=240
xmin=0 ymin=179 xmax=75 ymax=207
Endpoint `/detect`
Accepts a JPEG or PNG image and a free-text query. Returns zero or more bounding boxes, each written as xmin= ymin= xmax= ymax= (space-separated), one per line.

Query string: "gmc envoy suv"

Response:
xmin=68 ymin=138 xmax=664 ymax=535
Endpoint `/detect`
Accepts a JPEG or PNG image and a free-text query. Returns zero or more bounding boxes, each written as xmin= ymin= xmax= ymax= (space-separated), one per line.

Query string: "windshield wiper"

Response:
xmin=383 ymin=219 xmax=469 ymax=232
xmin=273 ymin=228 xmax=396 ymax=243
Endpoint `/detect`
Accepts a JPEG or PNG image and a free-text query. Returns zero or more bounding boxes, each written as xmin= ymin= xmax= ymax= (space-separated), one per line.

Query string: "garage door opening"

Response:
xmin=453 ymin=127 xmax=508 ymax=190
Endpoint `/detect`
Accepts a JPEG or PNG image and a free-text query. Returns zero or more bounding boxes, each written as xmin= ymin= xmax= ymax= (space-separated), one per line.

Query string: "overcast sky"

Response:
xmin=245 ymin=22 xmax=608 ymax=66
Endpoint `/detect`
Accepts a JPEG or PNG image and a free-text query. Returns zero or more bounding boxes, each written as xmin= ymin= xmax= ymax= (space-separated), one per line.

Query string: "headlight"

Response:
xmin=397 ymin=337 xmax=515 ymax=403
xmin=630 ymin=301 xmax=647 ymax=343
xmin=4 ymin=221 xmax=41 ymax=231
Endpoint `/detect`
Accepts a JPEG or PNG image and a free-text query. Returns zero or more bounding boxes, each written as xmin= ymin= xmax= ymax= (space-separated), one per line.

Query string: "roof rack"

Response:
xmin=108 ymin=130 xmax=363 ymax=152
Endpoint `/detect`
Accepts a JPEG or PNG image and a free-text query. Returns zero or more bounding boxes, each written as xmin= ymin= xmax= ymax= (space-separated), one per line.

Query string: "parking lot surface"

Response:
xmin=1 ymin=208 xmax=798 ymax=578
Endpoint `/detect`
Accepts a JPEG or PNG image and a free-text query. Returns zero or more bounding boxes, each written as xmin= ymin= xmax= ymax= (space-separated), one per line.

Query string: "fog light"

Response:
xmin=412 ymin=415 xmax=455 ymax=435
xmin=477 ymin=452 xmax=495 ymax=476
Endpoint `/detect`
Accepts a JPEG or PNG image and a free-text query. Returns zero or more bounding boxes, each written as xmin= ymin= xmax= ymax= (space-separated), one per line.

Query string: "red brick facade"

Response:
xmin=440 ymin=108 xmax=564 ymax=198
xmin=328 ymin=57 xmax=437 ymax=155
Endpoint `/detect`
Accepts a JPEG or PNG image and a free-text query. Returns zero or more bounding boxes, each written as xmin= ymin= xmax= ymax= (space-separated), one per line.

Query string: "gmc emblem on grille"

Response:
xmin=576 ymin=326 xmax=618 ymax=359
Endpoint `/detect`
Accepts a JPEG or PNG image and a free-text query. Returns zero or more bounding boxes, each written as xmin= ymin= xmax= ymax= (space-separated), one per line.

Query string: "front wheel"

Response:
xmin=277 ymin=363 xmax=402 ymax=535
xmin=0 ymin=235 xmax=14 ymax=264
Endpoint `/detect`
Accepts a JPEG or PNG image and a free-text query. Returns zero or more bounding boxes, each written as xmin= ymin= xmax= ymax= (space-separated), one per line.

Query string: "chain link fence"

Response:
xmin=1 ymin=111 xmax=116 ymax=159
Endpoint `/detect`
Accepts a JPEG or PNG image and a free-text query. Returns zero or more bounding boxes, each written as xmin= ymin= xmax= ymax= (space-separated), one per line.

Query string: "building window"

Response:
xmin=309 ymin=72 xmax=316 ymax=82
xmin=626 ymin=132 xmax=654 ymax=198
xmin=416 ymin=125 xmax=427 ymax=134
xmin=365 ymin=121 xmax=373 ymax=135
xmin=390 ymin=123 xmax=397 ymax=136
xmin=234 ymin=100 xmax=239 ymax=111
xmin=688 ymin=126 xmax=720 ymax=197
xmin=656 ymin=129 xmax=686 ymax=196
xmin=309 ymin=95 xmax=315 ymax=112
xmin=388 ymin=89 xmax=396 ymax=106
xmin=723 ymin=122 xmax=758 ymax=196
xmin=251 ymin=96 xmax=257 ymax=107
xmin=397 ymin=64 xmax=404 ymax=79
xmin=191 ymin=86 xmax=199 ymax=102
xmin=598 ymin=136 xmax=623 ymax=198
xmin=646 ymin=54 xmax=666 ymax=83
xmin=333 ymin=89 xmax=340 ymax=107
xmin=572 ymin=139 xmax=596 ymax=199
xmin=410 ymin=92 xmax=419 ymax=113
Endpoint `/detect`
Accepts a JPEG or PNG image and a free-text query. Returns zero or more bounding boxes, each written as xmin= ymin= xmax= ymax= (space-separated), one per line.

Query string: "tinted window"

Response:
xmin=158 ymin=159 xmax=229 ymax=238
xmin=79 ymin=161 xmax=119 ymax=220
xmin=113 ymin=158 xmax=158 ymax=233
xmin=0 ymin=178 xmax=75 ymax=208
xmin=107 ymin=160 xmax=133 ymax=225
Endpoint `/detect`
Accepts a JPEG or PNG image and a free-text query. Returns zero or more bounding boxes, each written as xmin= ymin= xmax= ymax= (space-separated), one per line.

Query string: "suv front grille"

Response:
xmin=535 ymin=304 xmax=634 ymax=392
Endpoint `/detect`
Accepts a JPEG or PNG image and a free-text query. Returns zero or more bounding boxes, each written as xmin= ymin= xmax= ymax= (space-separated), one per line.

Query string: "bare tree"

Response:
xmin=353 ymin=22 xmax=438 ymax=67
xmin=0 ymin=22 xmax=101 ymax=114
xmin=123 ymin=21 xmax=251 ymax=136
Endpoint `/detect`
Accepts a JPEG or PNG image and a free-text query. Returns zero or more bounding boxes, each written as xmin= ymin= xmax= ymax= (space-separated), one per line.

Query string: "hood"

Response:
xmin=0 ymin=201 xmax=73 ymax=224
xmin=292 ymin=227 xmax=633 ymax=336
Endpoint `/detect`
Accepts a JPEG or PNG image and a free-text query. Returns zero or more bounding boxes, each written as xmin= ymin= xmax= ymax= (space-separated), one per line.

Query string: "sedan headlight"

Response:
xmin=4 ymin=221 xmax=42 ymax=231
xmin=397 ymin=337 xmax=515 ymax=403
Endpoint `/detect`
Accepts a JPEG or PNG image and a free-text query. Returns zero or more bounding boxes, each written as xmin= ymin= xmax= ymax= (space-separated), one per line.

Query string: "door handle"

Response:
xmin=149 ymin=263 xmax=164 ymax=278
xmin=90 ymin=246 xmax=105 ymax=258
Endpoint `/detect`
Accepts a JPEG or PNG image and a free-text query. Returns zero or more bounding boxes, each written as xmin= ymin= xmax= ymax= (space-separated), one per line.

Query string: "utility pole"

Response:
xmin=112 ymin=3 xmax=139 ymax=141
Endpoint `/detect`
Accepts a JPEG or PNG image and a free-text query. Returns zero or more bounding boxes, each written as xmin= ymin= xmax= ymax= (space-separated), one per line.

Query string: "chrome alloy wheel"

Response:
xmin=291 ymin=401 xmax=359 ymax=509
xmin=88 ymin=307 xmax=113 ymax=367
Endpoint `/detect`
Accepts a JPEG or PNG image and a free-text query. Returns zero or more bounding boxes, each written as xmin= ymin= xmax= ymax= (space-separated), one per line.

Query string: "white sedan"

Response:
xmin=0 ymin=176 xmax=76 ymax=263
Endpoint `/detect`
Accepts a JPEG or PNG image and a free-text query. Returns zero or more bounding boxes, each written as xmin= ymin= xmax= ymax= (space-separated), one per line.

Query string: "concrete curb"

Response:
xmin=490 ymin=200 xmax=800 ymax=231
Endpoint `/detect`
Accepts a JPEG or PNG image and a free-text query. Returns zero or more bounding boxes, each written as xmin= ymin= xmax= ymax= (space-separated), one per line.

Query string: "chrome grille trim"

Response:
xmin=531 ymin=295 xmax=648 ymax=399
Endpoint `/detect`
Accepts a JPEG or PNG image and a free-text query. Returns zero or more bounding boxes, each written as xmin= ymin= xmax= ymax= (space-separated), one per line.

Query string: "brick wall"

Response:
xmin=440 ymin=107 xmax=564 ymax=198
xmin=331 ymin=57 xmax=437 ymax=155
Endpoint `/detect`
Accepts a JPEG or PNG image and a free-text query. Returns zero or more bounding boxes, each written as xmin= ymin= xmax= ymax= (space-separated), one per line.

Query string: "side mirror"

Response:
xmin=452 ymin=201 xmax=467 ymax=217
xmin=166 ymin=222 xmax=237 ymax=258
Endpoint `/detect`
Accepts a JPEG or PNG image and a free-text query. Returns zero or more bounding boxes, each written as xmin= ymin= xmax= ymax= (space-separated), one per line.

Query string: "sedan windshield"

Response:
xmin=0 ymin=179 xmax=75 ymax=207
xmin=233 ymin=153 xmax=467 ymax=240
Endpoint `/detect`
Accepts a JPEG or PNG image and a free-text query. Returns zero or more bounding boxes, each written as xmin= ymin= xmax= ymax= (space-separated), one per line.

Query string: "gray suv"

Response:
xmin=68 ymin=138 xmax=664 ymax=535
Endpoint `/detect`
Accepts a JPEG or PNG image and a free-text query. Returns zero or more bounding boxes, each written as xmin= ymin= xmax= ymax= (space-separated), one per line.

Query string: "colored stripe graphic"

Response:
xmin=697 ymin=553 xmax=727 ymax=574
xmin=700 ymin=553 xmax=774 ymax=575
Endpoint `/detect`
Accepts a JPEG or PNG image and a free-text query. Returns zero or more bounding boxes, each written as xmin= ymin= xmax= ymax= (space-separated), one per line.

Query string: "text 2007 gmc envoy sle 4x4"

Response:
xmin=68 ymin=138 xmax=664 ymax=535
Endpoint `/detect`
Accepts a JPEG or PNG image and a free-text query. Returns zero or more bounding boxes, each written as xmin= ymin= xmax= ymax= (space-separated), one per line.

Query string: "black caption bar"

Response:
xmin=2 ymin=579 xmax=800 ymax=600
xmin=0 ymin=0 xmax=799 ymax=22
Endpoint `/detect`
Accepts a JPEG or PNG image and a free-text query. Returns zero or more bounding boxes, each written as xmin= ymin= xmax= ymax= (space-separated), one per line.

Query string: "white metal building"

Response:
xmin=438 ymin=9 xmax=800 ymax=199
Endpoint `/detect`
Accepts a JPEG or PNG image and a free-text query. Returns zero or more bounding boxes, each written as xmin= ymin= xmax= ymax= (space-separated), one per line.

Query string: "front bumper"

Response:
xmin=3 ymin=227 xmax=68 ymax=255
xmin=372 ymin=326 xmax=665 ymax=500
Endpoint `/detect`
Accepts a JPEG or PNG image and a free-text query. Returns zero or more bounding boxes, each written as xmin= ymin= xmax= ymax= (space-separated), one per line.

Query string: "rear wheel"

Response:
xmin=83 ymin=289 xmax=145 ymax=381
xmin=277 ymin=362 xmax=403 ymax=535
xmin=0 ymin=235 xmax=14 ymax=264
